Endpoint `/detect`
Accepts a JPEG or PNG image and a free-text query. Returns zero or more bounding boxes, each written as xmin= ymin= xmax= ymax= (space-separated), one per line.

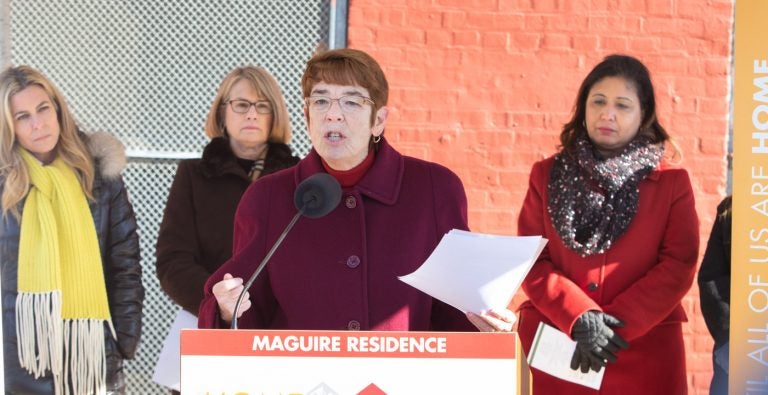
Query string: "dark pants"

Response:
xmin=709 ymin=353 xmax=728 ymax=395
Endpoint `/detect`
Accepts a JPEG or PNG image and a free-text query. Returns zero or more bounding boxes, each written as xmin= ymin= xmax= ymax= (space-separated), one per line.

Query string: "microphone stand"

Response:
xmin=228 ymin=172 xmax=341 ymax=329
xmin=231 ymin=204 xmax=307 ymax=329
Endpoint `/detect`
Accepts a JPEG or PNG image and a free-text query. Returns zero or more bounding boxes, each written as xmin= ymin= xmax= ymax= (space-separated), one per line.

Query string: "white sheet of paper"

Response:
xmin=152 ymin=308 xmax=198 ymax=391
xmin=398 ymin=229 xmax=546 ymax=314
xmin=527 ymin=322 xmax=605 ymax=390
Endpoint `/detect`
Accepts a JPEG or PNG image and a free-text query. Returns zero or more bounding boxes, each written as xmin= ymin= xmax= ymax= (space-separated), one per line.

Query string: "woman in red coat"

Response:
xmin=198 ymin=49 xmax=513 ymax=333
xmin=517 ymin=54 xmax=699 ymax=394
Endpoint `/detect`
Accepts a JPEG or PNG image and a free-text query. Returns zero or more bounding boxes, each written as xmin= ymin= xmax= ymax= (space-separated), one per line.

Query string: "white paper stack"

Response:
xmin=399 ymin=229 xmax=546 ymax=314
xmin=152 ymin=309 xmax=198 ymax=391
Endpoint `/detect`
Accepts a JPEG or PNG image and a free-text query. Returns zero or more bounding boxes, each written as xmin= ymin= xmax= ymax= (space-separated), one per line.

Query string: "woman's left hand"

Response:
xmin=466 ymin=309 xmax=516 ymax=332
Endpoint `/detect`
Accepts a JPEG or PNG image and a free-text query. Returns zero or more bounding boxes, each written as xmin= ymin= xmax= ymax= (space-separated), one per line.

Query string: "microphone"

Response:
xmin=231 ymin=173 xmax=342 ymax=329
xmin=293 ymin=172 xmax=343 ymax=218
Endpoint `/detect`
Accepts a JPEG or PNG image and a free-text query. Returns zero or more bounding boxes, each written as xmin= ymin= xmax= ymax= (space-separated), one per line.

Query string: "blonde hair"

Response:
xmin=204 ymin=66 xmax=291 ymax=144
xmin=0 ymin=65 xmax=94 ymax=219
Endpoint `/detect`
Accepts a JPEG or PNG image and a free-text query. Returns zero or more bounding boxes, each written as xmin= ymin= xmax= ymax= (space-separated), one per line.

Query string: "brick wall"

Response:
xmin=347 ymin=0 xmax=733 ymax=393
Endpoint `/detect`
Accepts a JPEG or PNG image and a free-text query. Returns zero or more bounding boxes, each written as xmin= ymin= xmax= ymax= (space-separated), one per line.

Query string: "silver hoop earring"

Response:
xmin=373 ymin=135 xmax=381 ymax=144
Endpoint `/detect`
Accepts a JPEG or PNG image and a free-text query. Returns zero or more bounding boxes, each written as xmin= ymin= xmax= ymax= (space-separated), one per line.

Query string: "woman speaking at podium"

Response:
xmin=198 ymin=49 xmax=513 ymax=333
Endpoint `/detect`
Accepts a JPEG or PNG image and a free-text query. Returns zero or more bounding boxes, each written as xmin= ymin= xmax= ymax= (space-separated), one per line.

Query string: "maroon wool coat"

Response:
xmin=198 ymin=138 xmax=476 ymax=332
xmin=517 ymin=156 xmax=699 ymax=395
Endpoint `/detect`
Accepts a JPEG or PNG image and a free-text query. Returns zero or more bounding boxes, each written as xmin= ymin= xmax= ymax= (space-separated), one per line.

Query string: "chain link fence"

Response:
xmin=1 ymin=1 xmax=339 ymax=392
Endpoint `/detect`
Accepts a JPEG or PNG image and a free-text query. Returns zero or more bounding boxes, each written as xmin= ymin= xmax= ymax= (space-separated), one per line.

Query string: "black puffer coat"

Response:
xmin=698 ymin=196 xmax=732 ymax=347
xmin=0 ymin=132 xmax=144 ymax=394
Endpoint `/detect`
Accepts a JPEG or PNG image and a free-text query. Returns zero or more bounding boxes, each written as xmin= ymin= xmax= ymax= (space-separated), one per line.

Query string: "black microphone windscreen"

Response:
xmin=294 ymin=173 xmax=342 ymax=218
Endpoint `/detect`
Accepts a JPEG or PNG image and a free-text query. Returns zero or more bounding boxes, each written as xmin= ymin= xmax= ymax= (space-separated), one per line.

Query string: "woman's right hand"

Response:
xmin=212 ymin=273 xmax=251 ymax=322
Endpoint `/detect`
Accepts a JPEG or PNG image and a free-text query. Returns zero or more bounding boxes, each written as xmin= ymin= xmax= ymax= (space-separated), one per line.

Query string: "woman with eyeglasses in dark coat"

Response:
xmin=155 ymin=66 xmax=299 ymax=318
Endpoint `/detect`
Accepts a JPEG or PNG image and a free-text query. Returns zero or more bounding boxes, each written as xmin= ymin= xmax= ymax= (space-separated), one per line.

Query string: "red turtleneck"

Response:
xmin=321 ymin=149 xmax=375 ymax=188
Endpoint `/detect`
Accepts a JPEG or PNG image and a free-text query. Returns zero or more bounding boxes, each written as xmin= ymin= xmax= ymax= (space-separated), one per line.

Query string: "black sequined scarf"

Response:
xmin=547 ymin=135 xmax=663 ymax=256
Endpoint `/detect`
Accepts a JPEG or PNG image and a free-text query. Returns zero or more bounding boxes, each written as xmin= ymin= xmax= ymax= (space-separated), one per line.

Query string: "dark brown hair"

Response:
xmin=560 ymin=54 xmax=672 ymax=154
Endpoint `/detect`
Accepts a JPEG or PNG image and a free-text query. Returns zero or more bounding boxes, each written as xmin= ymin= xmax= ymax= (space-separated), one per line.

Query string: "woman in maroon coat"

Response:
xmin=198 ymin=49 xmax=513 ymax=333
xmin=517 ymin=55 xmax=699 ymax=394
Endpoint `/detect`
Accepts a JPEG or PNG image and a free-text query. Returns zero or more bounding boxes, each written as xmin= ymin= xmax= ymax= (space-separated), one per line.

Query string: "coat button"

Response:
xmin=587 ymin=282 xmax=599 ymax=291
xmin=347 ymin=320 xmax=361 ymax=330
xmin=346 ymin=255 xmax=361 ymax=268
xmin=345 ymin=195 xmax=357 ymax=209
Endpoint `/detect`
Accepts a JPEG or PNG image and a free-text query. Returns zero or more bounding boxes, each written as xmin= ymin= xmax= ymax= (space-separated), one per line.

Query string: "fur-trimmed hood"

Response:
xmin=85 ymin=131 xmax=127 ymax=180
xmin=200 ymin=137 xmax=299 ymax=180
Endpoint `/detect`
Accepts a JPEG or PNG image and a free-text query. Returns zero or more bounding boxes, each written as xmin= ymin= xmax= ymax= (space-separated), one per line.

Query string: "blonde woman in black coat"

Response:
xmin=0 ymin=65 xmax=143 ymax=394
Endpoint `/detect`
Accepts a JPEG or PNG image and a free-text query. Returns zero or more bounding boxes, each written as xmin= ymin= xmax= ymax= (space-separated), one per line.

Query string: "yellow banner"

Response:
xmin=732 ymin=1 xmax=768 ymax=392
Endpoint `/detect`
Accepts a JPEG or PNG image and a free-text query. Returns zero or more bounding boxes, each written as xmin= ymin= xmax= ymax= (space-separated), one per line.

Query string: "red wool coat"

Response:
xmin=198 ymin=138 xmax=476 ymax=332
xmin=517 ymin=156 xmax=699 ymax=394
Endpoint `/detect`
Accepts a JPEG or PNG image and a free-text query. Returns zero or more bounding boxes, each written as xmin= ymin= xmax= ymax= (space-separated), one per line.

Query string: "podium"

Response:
xmin=181 ymin=329 xmax=530 ymax=394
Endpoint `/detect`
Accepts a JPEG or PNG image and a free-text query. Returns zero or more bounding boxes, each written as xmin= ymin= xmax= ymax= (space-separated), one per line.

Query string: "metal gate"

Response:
xmin=0 ymin=1 xmax=344 ymax=392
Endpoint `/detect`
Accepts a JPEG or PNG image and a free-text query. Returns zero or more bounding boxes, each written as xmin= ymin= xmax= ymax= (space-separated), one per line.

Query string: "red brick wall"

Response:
xmin=347 ymin=0 xmax=733 ymax=393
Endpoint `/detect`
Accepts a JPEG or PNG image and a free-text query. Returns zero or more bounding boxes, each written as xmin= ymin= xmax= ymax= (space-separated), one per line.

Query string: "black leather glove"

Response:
xmin=570 ymin=346 xmax=593 ymax=374
xmin=570 ymin=311 xmax=630 ymax=373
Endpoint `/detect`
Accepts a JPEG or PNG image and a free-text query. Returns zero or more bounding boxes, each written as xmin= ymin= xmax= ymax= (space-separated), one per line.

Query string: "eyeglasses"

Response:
xmin=305 ymin=95 xmax=375 ymax=114
xmin=224 ymin=99 xmax=272 ymax=114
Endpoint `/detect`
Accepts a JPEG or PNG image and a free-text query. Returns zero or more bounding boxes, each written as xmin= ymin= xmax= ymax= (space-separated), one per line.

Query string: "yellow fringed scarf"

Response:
xmin=16 ymin=149 xmax=114 ymax=395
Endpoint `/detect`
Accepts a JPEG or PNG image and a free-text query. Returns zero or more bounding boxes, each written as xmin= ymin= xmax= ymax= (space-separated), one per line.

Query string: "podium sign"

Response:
xmin=181 ymin=329 xmax=528 ymax=394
